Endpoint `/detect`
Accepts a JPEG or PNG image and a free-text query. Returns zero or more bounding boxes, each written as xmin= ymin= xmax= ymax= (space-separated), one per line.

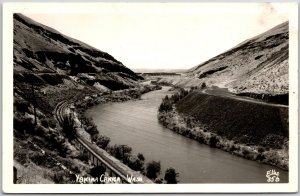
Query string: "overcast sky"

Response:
xmin=25 ymin=3 xmax=290 ymax=70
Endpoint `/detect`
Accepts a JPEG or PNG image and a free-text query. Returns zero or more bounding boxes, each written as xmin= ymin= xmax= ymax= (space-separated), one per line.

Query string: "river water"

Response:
xmin=86 ymin=87 xmax=288 ymax=183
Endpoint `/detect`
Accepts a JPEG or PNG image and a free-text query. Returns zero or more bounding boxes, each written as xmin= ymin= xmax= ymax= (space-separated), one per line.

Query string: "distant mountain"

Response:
xmin=187 ymin=21 xmax=288 ymax=95
xmin=13 ymin=13 xmax=142 ymax=91
xmin=133 ymin=68 xmax=186 ymax=73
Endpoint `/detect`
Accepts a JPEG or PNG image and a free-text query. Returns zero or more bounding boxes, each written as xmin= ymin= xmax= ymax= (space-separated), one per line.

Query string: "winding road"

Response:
xmin=201 ymin=86 xmax=288 ymax=108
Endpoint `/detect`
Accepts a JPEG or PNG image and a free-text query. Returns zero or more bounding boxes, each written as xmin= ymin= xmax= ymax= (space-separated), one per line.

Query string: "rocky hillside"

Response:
xmin=14 ymin=13 xmax=142 ymax=92
xmin=13 ymin=14 xmax=144 ymax=183
xmin=187 ymin=21 xmax=288 ymax=95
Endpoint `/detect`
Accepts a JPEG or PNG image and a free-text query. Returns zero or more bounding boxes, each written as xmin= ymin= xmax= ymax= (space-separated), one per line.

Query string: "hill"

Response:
xmin=13 ymin=14 xmax=144 ymax=183
xmin=176 ymin=91 xmax=288 ymax=146
xmin=187 ymin=21 xmax=288 ymax=95
xmin=14 ymin=13 xmax=142 ymax=91
xmin=159 ymin=22 xmax=289 ymax=96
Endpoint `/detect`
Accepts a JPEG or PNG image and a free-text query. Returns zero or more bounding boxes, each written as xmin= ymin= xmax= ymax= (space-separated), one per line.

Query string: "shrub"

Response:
xmin=196 ymin=135 xmax=205 ymax=144
xmin=108 ymin=145 xmax=132 ymax=162
xmin=158 ymin=100 xmax=172 ymax=112
xmin=261 ymin=134 xmax=285 ymax=149
xmin=242 ymin=147 xmax=250 ymax=155
xmin=257 ymin=147 xmax=265 ymax=153
xmin=14 ymin=146 xmax=30 ymax=165
xmin=95 ymin=135 xmax=110 ymax=149
xmin=164 ymin=167 xmax=179 ymax=184
xmin=53 ymin=171 xmax=67 ymax=184
xmin=146 ymin=161 xmax=161 ymax=180
xmin=86 ymin=124 xmax=99 ymax=136
xmin=256 ymin=154 xmax=266 ymax=161
xmin=209 ymin=135 xmax=219 ymax=148
xmin=137 ymin=153 xmax=145 ymax=161
xmin=127 ymin=155 xmax=144 ymax=172
xmin=229 ymin=144 xmax=237 ymax=152
xmin=186 ymin=117 xmax=192 ymax=128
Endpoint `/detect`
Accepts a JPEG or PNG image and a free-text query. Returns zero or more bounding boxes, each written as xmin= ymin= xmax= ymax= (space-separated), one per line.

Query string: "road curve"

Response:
xmin=201 ymin=86 xmax=288 ymax=108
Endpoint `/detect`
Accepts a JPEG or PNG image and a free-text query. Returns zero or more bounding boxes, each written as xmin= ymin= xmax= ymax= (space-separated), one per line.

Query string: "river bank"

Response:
xmin=86 ymin=86 xmax=288 ymax=183
xmin=71 ymin=84 xmax=182 ymax=183
xmin=158 ymin=104 xmax=289 ymax=171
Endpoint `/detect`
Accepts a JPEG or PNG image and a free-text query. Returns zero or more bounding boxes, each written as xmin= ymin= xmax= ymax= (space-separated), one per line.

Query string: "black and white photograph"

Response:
xmin=2 ymin=2 xmax=298 ymax=193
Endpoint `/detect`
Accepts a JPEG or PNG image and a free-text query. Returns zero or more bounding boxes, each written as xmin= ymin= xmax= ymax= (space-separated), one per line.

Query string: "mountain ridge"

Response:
xmin=187 ymin=21 xmax=288 ymax=95
xmin=158 ymin=21 xmax=288 ymax=95
xmin=13 ymin=13 xmax=142 ymax=92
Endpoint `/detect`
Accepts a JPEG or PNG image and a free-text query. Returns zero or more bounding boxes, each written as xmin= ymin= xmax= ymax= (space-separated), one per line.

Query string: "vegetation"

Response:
xmin=146 ymin=161 xmax=161 ymax=180
xmin=92 ymin=134 xmax=110 ymax=149
xmin=209 ymin=135 xmax=219 ymax=148
xmin=159 ymin=88 xmax=189 ymax=112
xmin=157 ymin=87 xmax=288 ymax=170
xmin=164 ymin=167 xmax=179 ymax=184
xmin=175 ymin=91 xmax=288 ymax=147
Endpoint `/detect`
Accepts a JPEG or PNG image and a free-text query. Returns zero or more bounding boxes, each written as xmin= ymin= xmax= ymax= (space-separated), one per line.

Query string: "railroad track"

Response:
xmin=54 ymin=100 xmax=151 ymax=184
xmin=54 ymin=100 xmax=69 ymax=124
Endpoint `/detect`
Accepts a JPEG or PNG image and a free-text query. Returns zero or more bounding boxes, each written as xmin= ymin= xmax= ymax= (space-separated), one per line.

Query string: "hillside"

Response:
xmin=188 ymin=21 xmax=288 ymax=95
xmin=14 ymin=14 xmax=142 ymax=91
xmin=13 ymin=13 xmax=146 ymax=116
xmin=176 ymin=91 xmax=288 ymax=146
xmin=13 ymin=14 xmax=144 ymax=183
xmin=160 ymin=22 xmax=289 ymax=95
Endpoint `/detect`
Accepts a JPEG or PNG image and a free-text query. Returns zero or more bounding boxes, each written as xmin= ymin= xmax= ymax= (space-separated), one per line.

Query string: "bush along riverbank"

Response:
xmin=72 ymin=84 xmax=180 ymax=183
xmin=157 ymin=88 xmax=289 ymax=171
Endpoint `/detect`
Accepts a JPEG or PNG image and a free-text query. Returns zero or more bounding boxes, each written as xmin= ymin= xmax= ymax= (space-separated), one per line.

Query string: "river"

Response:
xmin=86 ymin=87 xmax=288 ymax=183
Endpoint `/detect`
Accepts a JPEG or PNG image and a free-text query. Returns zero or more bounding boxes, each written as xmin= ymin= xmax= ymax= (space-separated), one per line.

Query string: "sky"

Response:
xmin=24 ymin=3 xmax=291 ymax=70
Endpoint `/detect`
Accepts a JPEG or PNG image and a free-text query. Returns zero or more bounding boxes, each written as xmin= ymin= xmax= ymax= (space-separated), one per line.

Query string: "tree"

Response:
xmin=127 ymin=155 xmax=145 ymax=172
xmin=209 ymin=135 xmax=219 ymax=148
xmin=109 ymin=145 xmax=132 ymax=163
xmin=164 ymin=167 xmax=179 ymax=184
xmin=146 ymin=161 xmax=161 ymax=180
xmin=94 ymin=134 xmax=110 ymax=149
xmin=137 ymin=153 xmax=145 ymax=161
xmin=87 ymin=124 xmax=99 ymax=136
xmin=186 ymin=117 xmax=192 ymax=128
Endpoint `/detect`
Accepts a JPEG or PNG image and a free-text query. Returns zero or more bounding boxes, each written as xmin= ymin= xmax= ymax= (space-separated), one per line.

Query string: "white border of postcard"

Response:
xmin=2 ymin=2 xmax=298 ymax=193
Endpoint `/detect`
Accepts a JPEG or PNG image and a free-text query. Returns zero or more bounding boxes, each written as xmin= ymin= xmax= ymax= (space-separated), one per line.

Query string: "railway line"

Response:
xmin=54 ymin=100 xmax=152 ymax=184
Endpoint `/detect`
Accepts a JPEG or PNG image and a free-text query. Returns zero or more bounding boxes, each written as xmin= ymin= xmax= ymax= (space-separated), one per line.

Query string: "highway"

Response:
xmin=200 ymin=86 xmax=288 ymax=108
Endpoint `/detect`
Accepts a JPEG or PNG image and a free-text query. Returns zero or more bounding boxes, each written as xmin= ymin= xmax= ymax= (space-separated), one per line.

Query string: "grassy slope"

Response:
xmin=166 ymin=22 xmax=288 ymax=95
xmin=176 ymin=91 xmax=288 ymax=146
